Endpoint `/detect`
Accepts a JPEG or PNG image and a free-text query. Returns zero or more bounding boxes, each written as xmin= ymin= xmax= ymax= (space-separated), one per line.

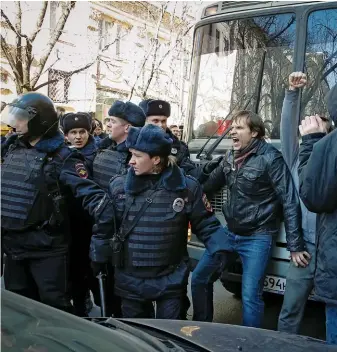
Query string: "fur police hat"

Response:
xmin=327 ymin=84 xmax=337 ymax=125
xmin=108 ymin=100 xmax=145 ymax=127
xmin=139 ymin=99 xmax=171 ymax=118
xmin=126 ymin=124 xmax=173 ymax=157
xmin=62 ymin=112 xmax=92 ymax=134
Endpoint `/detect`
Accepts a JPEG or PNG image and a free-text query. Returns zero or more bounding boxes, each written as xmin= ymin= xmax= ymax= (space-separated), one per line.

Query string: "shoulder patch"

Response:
xmin=202 ymin=193 xmax=213 ymax=212
xmin=75 ymin=162 xmax=88 ymax=179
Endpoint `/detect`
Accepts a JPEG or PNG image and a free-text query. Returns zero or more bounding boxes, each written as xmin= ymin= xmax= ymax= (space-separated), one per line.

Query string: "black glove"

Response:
xmin=203 ymin=156 xmax=224 ymax=174
xmin=91 ymin=261 xmax=107 ymax=277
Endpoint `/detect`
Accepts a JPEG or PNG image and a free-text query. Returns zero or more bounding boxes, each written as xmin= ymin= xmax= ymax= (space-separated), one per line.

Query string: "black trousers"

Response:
xmin=4 ymin=255 xmax=73 ymax=313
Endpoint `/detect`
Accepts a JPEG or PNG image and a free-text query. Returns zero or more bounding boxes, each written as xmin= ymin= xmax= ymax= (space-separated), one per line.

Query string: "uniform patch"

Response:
xmin=75 ymin=162 xmax=88 ymax=179
xmin=202 ymin=194 xmax=213 ymax=212
xmin=171 ymin=147 xmax=178 ymax=155
xmin=173 ymin=197 xmax=185 ymax=212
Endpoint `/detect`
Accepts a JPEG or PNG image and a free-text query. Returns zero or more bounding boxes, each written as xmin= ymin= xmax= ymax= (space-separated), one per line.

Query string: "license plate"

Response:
xmin=263 ymin=275 xmax=286 ymax=293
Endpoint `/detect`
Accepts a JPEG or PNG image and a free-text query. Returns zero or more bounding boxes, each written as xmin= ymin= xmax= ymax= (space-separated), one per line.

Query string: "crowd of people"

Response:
xmin=1 ymin=72 xmax=336 ymax=345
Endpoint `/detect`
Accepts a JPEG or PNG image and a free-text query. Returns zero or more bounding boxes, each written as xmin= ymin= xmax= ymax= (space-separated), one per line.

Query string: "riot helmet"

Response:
xmin=1 ymin=92 xmax=58 ymax=139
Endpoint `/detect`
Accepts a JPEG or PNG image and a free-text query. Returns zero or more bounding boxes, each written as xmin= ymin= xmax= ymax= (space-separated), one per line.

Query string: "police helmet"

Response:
xmin=2 ymin=92 xmax=58 ymax=139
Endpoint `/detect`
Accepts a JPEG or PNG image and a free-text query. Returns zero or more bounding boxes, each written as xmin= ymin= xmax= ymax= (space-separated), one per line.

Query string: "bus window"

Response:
xmin=302 ymin=9 xmax=337 ymax=119
xmin=190 ymin=13 xmax=296 ymax=140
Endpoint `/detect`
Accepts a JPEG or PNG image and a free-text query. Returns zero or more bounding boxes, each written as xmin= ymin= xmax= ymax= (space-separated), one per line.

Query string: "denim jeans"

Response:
xmin=326 ymin=304 xmax=337 ymax=345
xmin=192 ymin=228 xmax=273 ymax=327
xmin=278 ymin=240 xmax=316 ymax=334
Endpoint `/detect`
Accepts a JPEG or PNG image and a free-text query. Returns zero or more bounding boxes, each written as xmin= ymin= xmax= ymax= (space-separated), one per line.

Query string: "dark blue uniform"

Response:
xmin=108 ymin=164 xmax=226 ymax=319
xmin=67 ymin=135 xmax=98 ymax=316
xmin=1 ymin=132 xmax=115 ymax=312
xmin=90 ymin=136 xmax=132 ymax=317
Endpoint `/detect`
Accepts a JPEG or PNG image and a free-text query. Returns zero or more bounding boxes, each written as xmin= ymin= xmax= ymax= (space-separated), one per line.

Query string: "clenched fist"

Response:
xmin=289 ymin=72 xmax=307 ymax=90
xmin=299 ymin=115 xmax=327 ymax=136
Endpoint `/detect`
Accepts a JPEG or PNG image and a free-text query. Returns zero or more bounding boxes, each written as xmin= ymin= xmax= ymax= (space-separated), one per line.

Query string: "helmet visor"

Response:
xmin=1 ymin=105 xmax=36 ymax=128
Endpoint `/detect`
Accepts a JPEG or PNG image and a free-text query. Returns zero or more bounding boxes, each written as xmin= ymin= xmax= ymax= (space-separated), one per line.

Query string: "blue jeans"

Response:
xmin=191 ymin=229 xmax=273 ymax=327
xmin=326 ymin=304 xmax=337 ymax=345
xmin=278 ymin=240 xmax=316 ymax=333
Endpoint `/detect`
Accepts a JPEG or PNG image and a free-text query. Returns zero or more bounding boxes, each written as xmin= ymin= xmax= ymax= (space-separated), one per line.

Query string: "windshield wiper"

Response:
xmin=253 ymin=50 xmax=267 ymax=114
xmin=198 ymin=49 xmax=267 ymax=160
xmin=202 ymin=94 xmax=254 ymax=160
xmin=196 ymin=95 xmax=247 ymax=160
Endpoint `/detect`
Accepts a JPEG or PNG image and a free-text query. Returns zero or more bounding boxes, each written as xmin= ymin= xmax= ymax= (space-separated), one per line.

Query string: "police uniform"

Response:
xmin=108 ymin=124 xmax=227 ymax=319
xmin=91 ymin=100 xmax=146 ymax=317
xmin=61 ymin=112 xmax=97 ymax=316
xmin=1 ymin=93 xmax=116 ymax=313
xmin=92 ymin=101 xmax=145 ymax=190
xmin=139 ymin=99 xmax=205 ymax=183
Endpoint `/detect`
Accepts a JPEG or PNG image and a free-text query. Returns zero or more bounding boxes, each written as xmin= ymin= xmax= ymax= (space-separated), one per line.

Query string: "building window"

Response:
xmin=48 ymin=69 xmax=71 ymax=103
xmin=50 ymin=2 xmax=67 ymax=36
xmin=49 ymin=1 xmax=58 ymax=34
xmin=100 ymin=20 xmax=114 ymax=50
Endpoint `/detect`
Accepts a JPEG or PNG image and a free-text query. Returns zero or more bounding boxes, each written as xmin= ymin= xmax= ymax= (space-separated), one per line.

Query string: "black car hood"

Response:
xmin=119 ymin=319 xmax=333 ymax=352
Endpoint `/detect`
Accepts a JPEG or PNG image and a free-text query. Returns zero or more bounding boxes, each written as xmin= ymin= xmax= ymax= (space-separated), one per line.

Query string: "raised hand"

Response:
xmin=289 ymin=72 xmax=307 ymax=90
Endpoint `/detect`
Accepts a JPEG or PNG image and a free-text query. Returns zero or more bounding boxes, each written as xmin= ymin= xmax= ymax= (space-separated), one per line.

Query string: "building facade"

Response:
xmin=1 ymin=1 xmax=198 ymax=125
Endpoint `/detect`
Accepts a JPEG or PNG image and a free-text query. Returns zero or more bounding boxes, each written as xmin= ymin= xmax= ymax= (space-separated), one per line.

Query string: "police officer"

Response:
xmin=107 ymin=124 xmax=227 ymax=319
xmin=93 ymin=100 xmax=146 ymax=189
xmin=1 ymin=93 xmax=116 ymax=313
xmin=91 ymin=100 xmax=146 ymax=317
xmin=139 ymin=99 xmax=191 ymax=166
xmin=139 ymin=99 xmax=222 ymax=317
xmin=62 ymin=112 xmax=97 ymax=316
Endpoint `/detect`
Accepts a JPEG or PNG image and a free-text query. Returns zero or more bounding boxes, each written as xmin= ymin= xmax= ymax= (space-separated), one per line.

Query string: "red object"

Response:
xmin=217 ymin=120 xmax=231 ymax=135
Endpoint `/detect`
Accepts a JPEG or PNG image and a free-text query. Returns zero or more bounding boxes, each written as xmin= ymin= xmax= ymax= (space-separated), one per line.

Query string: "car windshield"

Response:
xmin=1 ymin=290 xmax=159 ymax=352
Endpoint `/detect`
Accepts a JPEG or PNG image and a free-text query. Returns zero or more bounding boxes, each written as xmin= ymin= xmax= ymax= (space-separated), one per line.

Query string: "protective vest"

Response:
xmin=1 ymin=145 xmax=55 ymax=231
xmin=93 ymin=149 xmax=129 ymax=190
xmin=124 ymin=188 xmax=189 ymax=267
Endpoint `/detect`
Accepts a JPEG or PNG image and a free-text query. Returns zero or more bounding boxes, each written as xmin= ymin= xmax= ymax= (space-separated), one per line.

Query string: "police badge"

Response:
xmin=173 ymin=198 xmax=185 ymax=212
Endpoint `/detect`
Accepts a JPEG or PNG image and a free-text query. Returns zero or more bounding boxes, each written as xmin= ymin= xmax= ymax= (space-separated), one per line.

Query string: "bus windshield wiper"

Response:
xmin=201 ymin=94 xmax=254 ymax=160
xmin=196 ymin=95 xmax=247 ymax=160
xmin=198 ymin=49 xmax=267 ymax=160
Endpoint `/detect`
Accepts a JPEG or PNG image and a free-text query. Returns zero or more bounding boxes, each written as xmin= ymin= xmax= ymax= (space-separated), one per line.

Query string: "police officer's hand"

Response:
xmin=91 ymin=261 xmax=107 ymax=277
xmin=204 ymin=156 xmax=224 ymax=174
xmin=290 ymin=251 xmax=311 ymax=268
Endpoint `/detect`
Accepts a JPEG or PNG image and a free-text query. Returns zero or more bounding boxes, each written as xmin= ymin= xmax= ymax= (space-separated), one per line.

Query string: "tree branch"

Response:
xmin=29 ymin=1 xmax=48 ymax=42
xmin=33 ymin=59 xmax=95 ymax=91
xmin=31 ymin=1 xmax=76 ymax=88
xmin=14 ymin=2 xmax=23 ymax=84
xmin=1 ymin=8 xmax=29 ymax=40
xmin=0 ymin=34 xmax=21 ymax=80
xmin=141 ymin=2 xmax=168 ymax=98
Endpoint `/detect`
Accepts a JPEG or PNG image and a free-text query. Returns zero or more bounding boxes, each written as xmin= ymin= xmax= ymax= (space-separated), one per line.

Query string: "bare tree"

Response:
xmin=127 ymin=2 xmax=195 ymax=100
xmin=1 ymin=2 xmax=78 ymax=94
xmin=1 ymin=1 xmax=124 ymax=112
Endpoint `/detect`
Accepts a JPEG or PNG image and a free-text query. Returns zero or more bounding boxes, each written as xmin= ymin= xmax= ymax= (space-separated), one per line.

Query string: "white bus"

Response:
xmin=186 ymin=1 xmax=337 ymax=297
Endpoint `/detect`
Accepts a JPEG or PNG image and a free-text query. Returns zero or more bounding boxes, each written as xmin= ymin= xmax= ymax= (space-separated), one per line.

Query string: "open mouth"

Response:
xmin=232 ymin=137 xmax=239 ymax=142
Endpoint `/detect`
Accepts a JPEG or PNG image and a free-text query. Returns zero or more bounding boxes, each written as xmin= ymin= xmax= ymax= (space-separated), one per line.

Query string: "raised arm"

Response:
xmin=280 ymin=72 xmax=307 ymax=170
